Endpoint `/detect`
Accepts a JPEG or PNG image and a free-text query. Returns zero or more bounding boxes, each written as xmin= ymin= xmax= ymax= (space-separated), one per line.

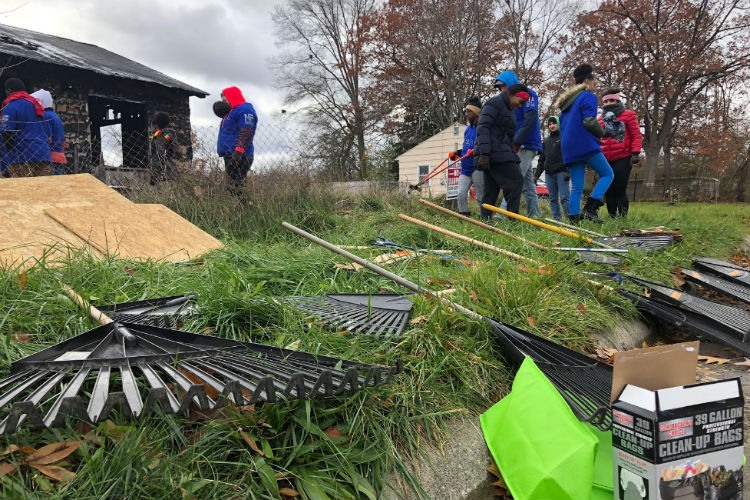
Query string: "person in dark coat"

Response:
xmin=494 ymin=71 xmax=542 ymax=218
xmin=216 ymin=86 xmax=257 ymax=192
xmin=31 ymin=89 xmax=67 ymax=175
xmin=598 ymin=89 xmax=642 ymax=218
xmin=474 ymin=83 xmax=530 ymax=219
xmin=454 ymin=96 xmax=483 ymax=216
xmin=1 ymin=78 xmax=51 ymax=177
xmin=534 ymin=116 xmax=569 ymax=220
xmin=149 ymin=112 xmax=175 ymax=185
xmin=554 ymin=64 xmax=614 ymax=222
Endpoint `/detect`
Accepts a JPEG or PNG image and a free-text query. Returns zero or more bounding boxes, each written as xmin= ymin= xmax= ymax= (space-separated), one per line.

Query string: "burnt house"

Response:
xmin=0 ymin=23 xmax=207 ymax=176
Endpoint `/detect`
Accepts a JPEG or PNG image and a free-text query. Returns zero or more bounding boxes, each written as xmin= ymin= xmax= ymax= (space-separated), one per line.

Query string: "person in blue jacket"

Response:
xmin=554 ymin=64 xmax=614 ymax=222
xmin=31 ymin=89 xmax=68 ymax=175
xmin=494 ymin=71 xmax=542 ymax=218
xmin=452 ymin=96 xmax=483 ymax=216
xmin=216 ymin=86 xmax=257 ymax=192
xmin=1 ymin=78 xmax=51 ymax=177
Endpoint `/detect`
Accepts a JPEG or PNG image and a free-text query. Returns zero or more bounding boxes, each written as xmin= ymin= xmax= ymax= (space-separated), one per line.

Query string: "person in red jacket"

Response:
xmin=598 ymin=89 xmax=642 ymax=218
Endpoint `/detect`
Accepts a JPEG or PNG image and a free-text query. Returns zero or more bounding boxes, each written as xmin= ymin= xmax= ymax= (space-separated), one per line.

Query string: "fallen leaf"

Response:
xmin=239 ymin=430 xmax=264 ymax=456
xmin=202 ymin=327 xmax=215 ymax=334
xmin=0 ymin=463 xmax=16 ymax=477
xmin=30 ymin=464 xmax=75 ymax=482
xmin=334 ymin=262 xmax=363 ymax=271
xmin=527 ymin=316 xmax=536 ymax=327
xmin=733 ymin=358 xmax=750 ymax=369
xmin=19 ymin=446 xmax=36 ymax=454
xmin=279 ymin=487 xmax=300 ymax=497
xmin=124 ymin=266 xmax=137 ymax=276
xmin=469 ymin=289 xmax=478 ymax=301
xmin=324 ymin=427 xmax=344 ymax=438
xmin=0 ymin=445 xmax=18 ymax=456
xmin=26 ymin=441 xmax=80 ymax=465
xmin=671 ymin=266 xmax=685 ymax=288
xmin=409 ymin=315 xmax=427 ymax=325
xmin=697 ymin=355 xmax=731 ymax=365
xmin=179 ymin=369 xmax=220 ymax=400
xmin=577 ymin=302 xmax=586 ymax=315
xmin=10 ymin=331 xmax=31 ymax=342
xmin=642 ymin=341 xmax=649 ymax=348
xmin=18 ymin=272 xmax=26 ymax=290
xmin=427 ymin=277 xmax=450 ymax=287
xmin=284 ymin=339 xmax=301 ymax=351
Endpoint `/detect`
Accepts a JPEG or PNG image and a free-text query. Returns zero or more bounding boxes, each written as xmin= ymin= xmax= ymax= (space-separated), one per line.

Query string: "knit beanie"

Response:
xmin=152 ymin=112 xmax=170 ymax=129
xmin=548 ymin=116 xmax=559 ymax=126
xmin=4 ymin=77 xmax=25 ymax=93
xmin=573 ymin=64 xmax=594 ymax=84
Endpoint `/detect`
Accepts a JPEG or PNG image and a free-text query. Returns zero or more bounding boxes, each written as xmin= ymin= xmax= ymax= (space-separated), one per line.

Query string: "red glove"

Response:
xmin=466 ymin=149 xmax=473 ymax=156
xmin=513 ymin=145 xmax=520 ymax=152
xmin=448 ymin=150 xmax=461 ymax=161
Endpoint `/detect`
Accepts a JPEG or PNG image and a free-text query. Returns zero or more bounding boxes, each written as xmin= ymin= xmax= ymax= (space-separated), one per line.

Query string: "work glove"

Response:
xmin=630 ymin=154 xmax=640 ymax=166
xmin=513 ymin=144 xmax=520 ymax=152
xmin=533 ymin=176 xmax=540 ymax=185
xmin=466 ymin=148 xmax=473 ymax=156
xmin=476 ymin=155 xmax=490 ymax=171
xmin=231 ymin=150 xmax=244 ymax=164
xmin=448 ymin=150 xmax=461 ymax=161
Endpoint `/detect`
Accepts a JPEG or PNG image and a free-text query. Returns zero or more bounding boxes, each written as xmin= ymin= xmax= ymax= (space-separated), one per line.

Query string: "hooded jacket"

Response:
xmin=495 ymin=71 xmax=542 ymax=152
xmin=598 ymin=107 xmax=642 ymax=161
xmin=460 ymin=123 xmax=477 ymax=175
xmin=555 ymin=83 xmax=605 ymax=165
xmin=31 ymin=90 xmax=66 ymax=164
xmin=1 ymin=91 xmax=51 ymax=163
xmin=475 ymin=92 xmax=519 ymax=165
xmin=217 ymin=86 xmax=258 ymax=158
xmin=534 ymin=116 xmax=565 ymax=177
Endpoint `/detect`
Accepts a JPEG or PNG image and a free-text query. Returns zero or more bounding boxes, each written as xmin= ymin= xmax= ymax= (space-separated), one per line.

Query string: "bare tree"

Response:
xmin=272 ymin=0 xmax=376 ymax=179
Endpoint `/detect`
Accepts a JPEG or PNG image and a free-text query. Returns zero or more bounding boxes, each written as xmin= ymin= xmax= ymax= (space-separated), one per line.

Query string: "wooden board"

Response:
xmin=45 ymin=203 xmax=223 ymax=263
xmin=0 ymin=201 xmax=98 ymax=269
xmin=0 ymin=174 xmax=134 ymax=209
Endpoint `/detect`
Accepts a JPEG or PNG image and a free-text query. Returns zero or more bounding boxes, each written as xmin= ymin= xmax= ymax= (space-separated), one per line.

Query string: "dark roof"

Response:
xmin=0 ymin=23 xmax=208 ymax=97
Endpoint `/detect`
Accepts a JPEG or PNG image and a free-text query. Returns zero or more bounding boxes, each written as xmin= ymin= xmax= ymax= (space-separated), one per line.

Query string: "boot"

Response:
xmin=568 ymin=214 xmax=582 ymax=224
xmin=581 ymin=197 xmax=604 ymax=223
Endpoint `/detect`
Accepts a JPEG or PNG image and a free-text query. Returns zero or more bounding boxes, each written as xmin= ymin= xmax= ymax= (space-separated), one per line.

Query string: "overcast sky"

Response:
xmin=1 ymin=0 xmax=287 ymax=126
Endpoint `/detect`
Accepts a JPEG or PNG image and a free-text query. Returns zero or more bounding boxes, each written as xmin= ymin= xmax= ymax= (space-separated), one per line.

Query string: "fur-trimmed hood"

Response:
xmin=554 ymin=83 xmax=588 ymax=112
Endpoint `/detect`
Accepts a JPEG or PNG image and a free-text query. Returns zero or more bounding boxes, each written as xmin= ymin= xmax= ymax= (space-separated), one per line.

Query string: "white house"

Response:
xmin=397 ymin=124 xmax=466 ymax=197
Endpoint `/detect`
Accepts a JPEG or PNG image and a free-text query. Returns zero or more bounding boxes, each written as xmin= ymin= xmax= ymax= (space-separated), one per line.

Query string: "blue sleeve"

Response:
xmin=513 ymin=109 xmax=537 ymax=146
xmin=580 ymin=92 xmax=598 ymax=119
xmin=236 ymin=107 xmax=257 ymax=130
xmin=1 ymin=103 xmax=18 ymax=131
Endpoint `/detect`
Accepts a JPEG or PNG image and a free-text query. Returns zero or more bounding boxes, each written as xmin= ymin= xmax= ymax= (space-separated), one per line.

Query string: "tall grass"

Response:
xmin=0 ymin=172 xmax=748 ymax=499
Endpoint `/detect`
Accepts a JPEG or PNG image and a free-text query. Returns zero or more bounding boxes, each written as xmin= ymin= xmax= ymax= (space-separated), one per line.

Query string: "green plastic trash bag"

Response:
xmin=480 ymin=357 xmax=598 ymax=500
xmin=586 ymin=424 xmax=614 ymax=500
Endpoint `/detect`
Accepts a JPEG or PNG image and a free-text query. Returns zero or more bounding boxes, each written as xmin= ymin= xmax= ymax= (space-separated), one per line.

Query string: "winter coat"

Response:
xmin=43 ymin=110 xmax=66 ymax=164
xmin=475 ymin=92 xmax=519 ymax=165
xmin=555 ymin=83 xmax=605 ymax=165
xmin=460 ymin=124 xmax=476 ymax=175
xmin=1 ymin=96 xmax=51 ymax=163
xmin=217 ymin=86 xmax=258 ymax=158
xmin=598 ymin=108 xmax=642 ymax=161
xmin=495 ymin=71 xmax=542 ymax=152
xmin=534 ymin=128 xmax=565 ymax=178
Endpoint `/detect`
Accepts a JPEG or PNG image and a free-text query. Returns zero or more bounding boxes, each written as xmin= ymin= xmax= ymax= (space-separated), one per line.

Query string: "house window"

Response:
xmin=454 ymin=126 xmax=459 ymax=136
xmin=418 ymin=164 xmax=430 ymax=184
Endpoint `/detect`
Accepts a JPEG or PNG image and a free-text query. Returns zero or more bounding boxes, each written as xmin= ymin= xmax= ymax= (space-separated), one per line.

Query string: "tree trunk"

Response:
xmin=643 ymin=143 xmax=661 ymax=199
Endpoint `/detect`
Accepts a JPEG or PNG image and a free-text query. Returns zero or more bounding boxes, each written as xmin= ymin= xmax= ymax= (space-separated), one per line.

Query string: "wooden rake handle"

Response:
xmin=62 ymin=284 xmax=114 ymax=326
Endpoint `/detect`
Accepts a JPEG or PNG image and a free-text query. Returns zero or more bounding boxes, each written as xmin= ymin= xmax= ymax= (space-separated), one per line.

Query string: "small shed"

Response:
xmin=0 ymin=23 xmax=207 ymax=178
xmin=397 ymin=124 xmax=466 ymax=197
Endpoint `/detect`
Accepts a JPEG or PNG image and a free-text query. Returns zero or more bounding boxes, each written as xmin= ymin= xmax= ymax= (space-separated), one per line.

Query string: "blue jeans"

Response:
xmin=568 ymin=152 xmax=614 ymax=216
xmin=546 ymin=171 xmax=570 ymax=220
xmin=500 ymin=149 xmax=540 ymax=217
xmin=51 ymin=163 xmax=67 ymax=175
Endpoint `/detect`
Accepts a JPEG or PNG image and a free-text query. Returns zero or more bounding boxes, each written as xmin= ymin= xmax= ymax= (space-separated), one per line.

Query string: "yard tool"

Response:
xmin=626 ymin=276 xmax=750 ymax=345
xmin=418 ymin=199 xmax=548 ymax=251
xmin=575 ymin=252 xmax=622 ymax=267
xmin=549 ymin=247 xmax=628 ymax=254
xmin=544 ymin=218 xmax=606 ymax=238
xmin=693 ymin=257 xmax=750 ymax=287
xmin=544 ymin=218 xmax=676 ymax=252
xmin=619 ymin=290 xmax=750 ymax=357
xmin=372 ymin=235 xmax=475 ymax=267
xmin=277 ymin=294 xmax=414 ymax=340
xmin=0 ymin=288 xmax=401 ymax=435
xmin=94 ymin=294 xmax=198 ymax=328
xmin=407 ymin=151 xmax=471 ymax=192
xmin=282 ymin=221 xmax=615 ymax=430
xmin=680 ymin=267 xmax=750 ymax=305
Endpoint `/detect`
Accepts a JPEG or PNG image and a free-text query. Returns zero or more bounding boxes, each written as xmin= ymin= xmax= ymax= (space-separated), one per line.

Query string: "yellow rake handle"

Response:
xmin=481 ymin=204 xmax=594 ymax=244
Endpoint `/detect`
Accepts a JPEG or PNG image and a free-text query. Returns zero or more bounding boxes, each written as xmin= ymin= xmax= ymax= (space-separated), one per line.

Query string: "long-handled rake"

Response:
xmin=95 ymin=294 xmax=198 ymax=328
xmin=0 ymin=288 xmax=400 ymax=435
xmin=282 ymin=222 xmax=615 ymax=430
xmin=693 ymin=257 xmax=750 ymax=287
xmin=543 ymin=217 xmax=675 ymax=252
xmin=408 ymin=151 xmax=471 ymax=192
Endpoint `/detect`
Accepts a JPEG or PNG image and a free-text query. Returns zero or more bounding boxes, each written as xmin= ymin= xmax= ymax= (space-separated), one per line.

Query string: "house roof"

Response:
xmin=0 ymin=23 xmax=208 ymax=97
xmin=396 ymin=124 xmax=465 ymax=161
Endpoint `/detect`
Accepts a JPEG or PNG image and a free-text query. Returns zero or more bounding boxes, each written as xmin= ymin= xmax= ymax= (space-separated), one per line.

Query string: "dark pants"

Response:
xmin=223 ymin=155 xmax=253 ymax=188
xmin=480 ymin=161 xmax=523 ymax=218
xmin=7 ymin=162 xmax=51 ymax=177
xmin=605 ymin=157 xmax=632 ymax=217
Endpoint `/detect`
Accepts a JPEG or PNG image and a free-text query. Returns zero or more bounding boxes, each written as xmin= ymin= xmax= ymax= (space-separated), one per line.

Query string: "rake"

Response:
xmin=681 ymin=268 xmax=750 ymax=305
xmin=693 ymin=257 xmax=750 ymax=287
xmin=282 ymin=221 xmax=615 ymax=430
xmin=408 ymin=151 xmax=471 ymax=192
xmin=277 ymin=293 xmax=414 ymax=340
xmin=95 ymin=294 xmax=198 ymax=328
xmin=0 ymin=288 xmax=400 ymax=435
xmin=543 ymin=217 xmax=675 ymax=252
xmin=626 ymin=277 xmax=750 ymax=344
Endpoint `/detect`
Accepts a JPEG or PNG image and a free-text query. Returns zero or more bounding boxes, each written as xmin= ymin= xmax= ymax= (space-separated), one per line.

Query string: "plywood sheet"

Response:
xmin=45 ymin=203 xmax=223 ymax=262
xmin=0 ymin=174 xmax=134 ymax=209
xmin=0 ymin=201 xmax=99 ymax=269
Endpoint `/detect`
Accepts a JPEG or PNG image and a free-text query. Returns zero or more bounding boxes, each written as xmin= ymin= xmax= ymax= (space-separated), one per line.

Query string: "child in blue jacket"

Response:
xmin=554 ymin=64 xmax=614 ymax=222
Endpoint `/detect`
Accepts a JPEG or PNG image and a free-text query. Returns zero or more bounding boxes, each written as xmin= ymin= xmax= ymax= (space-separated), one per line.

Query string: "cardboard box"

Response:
xmin=611 ymin=343 xmax=745 ymax=500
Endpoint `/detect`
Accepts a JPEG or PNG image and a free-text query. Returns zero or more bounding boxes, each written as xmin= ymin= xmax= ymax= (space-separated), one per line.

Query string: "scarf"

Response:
xmin=1 ymin=91 xmax=45 ymax=118
xmin=602 ymin=102 xmax=625 ymax=117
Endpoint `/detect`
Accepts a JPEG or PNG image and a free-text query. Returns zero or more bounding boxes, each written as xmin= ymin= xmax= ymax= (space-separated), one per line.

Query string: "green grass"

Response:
xmin=0 ymin=175 xmax=748 ymax=499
